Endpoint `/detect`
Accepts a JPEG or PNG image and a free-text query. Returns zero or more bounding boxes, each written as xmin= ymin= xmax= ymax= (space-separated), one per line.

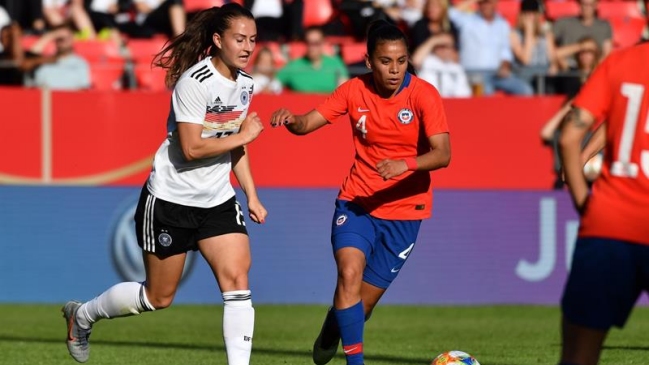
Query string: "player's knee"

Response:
xmin=219 ymin=270 xmax=249 ymax=291
xmin=336 ymin=265 xmax=363 ymax=287
xmin=145 ymin=291 xmax=176 ymax=309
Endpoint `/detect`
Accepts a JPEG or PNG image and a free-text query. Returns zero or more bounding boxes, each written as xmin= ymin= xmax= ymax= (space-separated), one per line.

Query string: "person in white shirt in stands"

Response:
xmin=412 ymin=31 xmax=471 ymax=97
xmin=449 ymin=0 xmax=533 ymax=96
xmin=30 ymin=24 xmax=91 ymax=90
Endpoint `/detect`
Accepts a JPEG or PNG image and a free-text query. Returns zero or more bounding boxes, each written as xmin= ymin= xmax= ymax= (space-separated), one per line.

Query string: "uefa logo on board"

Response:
xmin=110 ymin=198 xmax=196 ymax=283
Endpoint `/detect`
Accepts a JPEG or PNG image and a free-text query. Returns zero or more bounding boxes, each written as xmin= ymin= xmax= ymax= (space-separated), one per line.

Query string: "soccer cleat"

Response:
xmin=312 ymin=309 xmax=340 ymax=365
xmin=62 ymin=300 xmax=92 ymax=363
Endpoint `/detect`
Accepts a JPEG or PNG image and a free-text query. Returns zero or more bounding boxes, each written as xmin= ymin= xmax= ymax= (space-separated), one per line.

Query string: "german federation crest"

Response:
xmin=397 ymin=108 xmax=413 ymax=124
xmin=240 ymin=90 xmax=249 ymax=105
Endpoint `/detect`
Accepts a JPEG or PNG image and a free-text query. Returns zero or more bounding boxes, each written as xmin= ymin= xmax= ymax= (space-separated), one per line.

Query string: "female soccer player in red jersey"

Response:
xmin=270 ymin=20 xmax=451 ymax=365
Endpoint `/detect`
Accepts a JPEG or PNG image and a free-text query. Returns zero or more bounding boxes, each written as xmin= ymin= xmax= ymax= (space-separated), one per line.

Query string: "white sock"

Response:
xmin=76 ymin=281 xmax=155 ymax=329
xmin=222 ymin=290 xmax=255 ymax=365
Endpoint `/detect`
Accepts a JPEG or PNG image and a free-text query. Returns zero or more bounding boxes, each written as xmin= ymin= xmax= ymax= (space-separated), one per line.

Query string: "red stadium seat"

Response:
xmin=598 ymin=1 xmax=644 ymax=20
xmin=287 ymin=41 xmax=336 ymax=60
xmin=134 ymin=64 xmax=169 ymax=91
xmin=184 ymin=0 xmax=224 ymax=13
xmin=610 ymin=16 xmax=646 ymax=48
xmin=497 ymin=0 xmax=520 ymax=27
xmin=545 ymin=1 xmax=580 ymax=20
xmin=90 ymin=62 xmax=125 ymax=90
xmin=340 ymin=42 xmax=367 ymax=64
xmin=74 ymin=40 xmax=123 ymax=63
xmin=126 ymin=37 xmax=169 ymax=64
xmin=303 ymin=0 xmax=334 ymax=27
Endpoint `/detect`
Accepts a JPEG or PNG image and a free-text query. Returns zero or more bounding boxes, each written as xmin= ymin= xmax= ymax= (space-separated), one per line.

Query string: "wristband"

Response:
xmin=404 ymin=157 xmax=418 ymax=171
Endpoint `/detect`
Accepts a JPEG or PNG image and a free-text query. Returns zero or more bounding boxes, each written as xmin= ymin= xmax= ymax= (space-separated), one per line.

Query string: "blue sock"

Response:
xmin=334 ymin=301 xmax=364 ymax=365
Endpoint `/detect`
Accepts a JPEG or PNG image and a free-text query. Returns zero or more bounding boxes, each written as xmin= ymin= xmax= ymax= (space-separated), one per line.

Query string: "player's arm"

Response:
xmin=270 ymin=108 xmax=329 ymax=135
xmin=178 ymin=113 xmax=262 ymax=160
xmin=174 ymin=78 xmax=263 ymax=160
xmin=581 ymin=122 xmax=606 ymax=165
xmin=376 ymin=132 xmax=451 ymax=180
xmin=231 ymin=145 xmax=267 ymax=224
xmin=559 ymin=107 xmax=595 ymax=213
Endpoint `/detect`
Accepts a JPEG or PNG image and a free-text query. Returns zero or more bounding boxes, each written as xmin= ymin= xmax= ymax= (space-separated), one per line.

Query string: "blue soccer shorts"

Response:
xmin=330 ymin=199 xmax=422 ymax=289
xmin=561 ymin=237 xmax=649 ymax=331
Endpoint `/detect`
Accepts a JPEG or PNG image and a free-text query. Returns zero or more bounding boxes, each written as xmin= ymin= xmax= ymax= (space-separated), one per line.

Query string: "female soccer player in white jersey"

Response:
xmin=61 ymin=4 xmax=265 ymax=365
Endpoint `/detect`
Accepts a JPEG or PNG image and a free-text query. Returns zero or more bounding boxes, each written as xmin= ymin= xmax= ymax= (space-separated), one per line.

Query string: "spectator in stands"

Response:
xmin=122 ymin=0 xmax=186 ymax=38
xmin=553 ymin=0 xmax=612 ymax=70
xmin=412 ymin=31 xmax=471 ymax=97
xmin=449 ymin=0 xmax=534 ymax=96
xmin=43 ymin=0 xmax=97 ymax=39
xmin=242 ymin=0 xmax=304 ymax=42
xmin=0 ymin=5 xmax=9 ymax=30
xmin=337 ymin=0 xmax=396 ymax=41
xmin=409 ymin=0 xmax=458 ymax=52
xmin=0 ymin=22 xmax=26 ymax=85
xmin=378 ymin=0 xmax=425 ymax=28
xmin=540 ymin=37 xmax=600 ymax=142
xmin=277 ymin=26 xmax=348 ymax=93
xmin=85 ymin=0 xmax=124 ymax=42
xmin=251 ymin=46 xmax=282 ymax=94
xmin=27 ymin=24 xmax=91 ymax=90
xmin=0 ymin=0 xmax=45 ymax=34
xmin=510 ymin=0 xmax=557 ymax=92
xmin=554 ymin=36 xmax=600 ymax=99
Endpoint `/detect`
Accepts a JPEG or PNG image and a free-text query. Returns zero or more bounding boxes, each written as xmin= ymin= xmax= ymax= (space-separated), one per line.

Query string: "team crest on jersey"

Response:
xmin=336 ymin=214 xmax=347 ymax=226
xmin=397 ymin=108 xmax=414 ymax=124
xmin=240 ymin=90 xmax=249 ymax=105
xmin=158 ymin=232 xmax=173 ymax=247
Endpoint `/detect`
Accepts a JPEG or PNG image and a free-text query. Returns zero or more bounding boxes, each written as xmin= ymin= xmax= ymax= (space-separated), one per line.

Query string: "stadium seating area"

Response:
xmin=0 ymin=0 xmax=646 ymax=92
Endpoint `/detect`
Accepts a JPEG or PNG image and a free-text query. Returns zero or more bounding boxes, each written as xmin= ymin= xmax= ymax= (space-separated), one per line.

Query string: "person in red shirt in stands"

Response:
xmin=559 ymin=42 xmax=649 ymax=365
xmin=270 ymin=19 xmax=451 ymax=365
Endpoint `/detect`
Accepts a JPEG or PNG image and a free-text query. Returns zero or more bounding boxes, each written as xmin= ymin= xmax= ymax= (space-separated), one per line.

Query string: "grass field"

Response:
xmin=1 ymin=304 xmax=649 ymax=365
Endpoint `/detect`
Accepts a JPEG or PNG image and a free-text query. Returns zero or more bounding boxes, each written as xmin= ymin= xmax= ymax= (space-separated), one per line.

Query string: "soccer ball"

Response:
xmin=431 ymin=350 xmax=480 ymax=365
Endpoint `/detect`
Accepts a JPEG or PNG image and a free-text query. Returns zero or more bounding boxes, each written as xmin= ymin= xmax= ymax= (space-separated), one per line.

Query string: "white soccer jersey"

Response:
xmin=147 ymin=57 xmax=254 ymax=208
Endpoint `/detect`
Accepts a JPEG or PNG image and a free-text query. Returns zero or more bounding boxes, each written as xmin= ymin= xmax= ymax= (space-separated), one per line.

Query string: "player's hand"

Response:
xmin=239 ymin=112 xmax=263 ymax=144
xmin=376 ymin=159 xmax=408 ymax=180
xmin=270 ymin=108 xmax=295 ymax=128
xmin=247 ymin=198 xmax=267 ymax=224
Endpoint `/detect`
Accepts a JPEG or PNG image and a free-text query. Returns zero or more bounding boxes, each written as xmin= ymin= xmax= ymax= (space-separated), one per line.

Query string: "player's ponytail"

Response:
xmin=366 ymin=19 xmax=417 ymax=76
xmin=153 ymin=3 xmax=254 ymax=87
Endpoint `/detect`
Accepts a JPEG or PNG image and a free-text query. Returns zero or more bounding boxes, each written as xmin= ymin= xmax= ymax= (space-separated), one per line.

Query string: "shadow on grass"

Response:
xmin=0 ymin=335 xmax=450 ymax=364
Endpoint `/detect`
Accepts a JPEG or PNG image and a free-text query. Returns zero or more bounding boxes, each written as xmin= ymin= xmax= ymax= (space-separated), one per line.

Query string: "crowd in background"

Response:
xmin=0 ymin=0 xmax=646 ymax=95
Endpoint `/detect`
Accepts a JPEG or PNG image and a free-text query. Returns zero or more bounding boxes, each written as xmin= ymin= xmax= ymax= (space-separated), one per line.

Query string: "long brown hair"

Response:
xmin=153 ymin=3 xmax=255 ymax=88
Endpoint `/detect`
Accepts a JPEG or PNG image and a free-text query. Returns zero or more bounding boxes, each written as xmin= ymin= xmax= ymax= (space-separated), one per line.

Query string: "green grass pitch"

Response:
xmin=1 ymin=304 xmax=648 ymax=365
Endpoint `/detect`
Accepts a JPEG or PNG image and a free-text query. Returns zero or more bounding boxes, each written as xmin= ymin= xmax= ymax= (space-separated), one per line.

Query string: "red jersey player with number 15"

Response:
xmin=559 ymin=43 xmax=649 ymax=365
xmin=270 ymin=20 xmax=451 ymax=365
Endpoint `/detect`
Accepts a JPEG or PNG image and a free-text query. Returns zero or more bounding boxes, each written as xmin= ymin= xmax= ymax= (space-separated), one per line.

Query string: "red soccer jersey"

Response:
xmin=573 ymin=43 xmax=649 ymax=245
xmin=316 ymin=73 xmax=449 ymax=220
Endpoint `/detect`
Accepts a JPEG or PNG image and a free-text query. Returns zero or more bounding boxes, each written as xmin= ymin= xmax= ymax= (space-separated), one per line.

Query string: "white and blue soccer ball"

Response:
xmin=431 ymin=350 xmax=480 ymax=365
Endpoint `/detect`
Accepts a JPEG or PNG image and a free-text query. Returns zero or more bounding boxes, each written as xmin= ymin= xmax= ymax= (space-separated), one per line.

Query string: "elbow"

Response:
xmin=182 ymin=147 xmax=201 ymax=161
xmin=441 ymin=153 xmax=451 ymax=168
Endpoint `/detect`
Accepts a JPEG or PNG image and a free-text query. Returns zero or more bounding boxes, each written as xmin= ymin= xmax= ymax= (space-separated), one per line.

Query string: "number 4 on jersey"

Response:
xmin=356 ymin=115 xmax=367 ymax=139
xmin=613 ymin=83 xmax=649 ymax=178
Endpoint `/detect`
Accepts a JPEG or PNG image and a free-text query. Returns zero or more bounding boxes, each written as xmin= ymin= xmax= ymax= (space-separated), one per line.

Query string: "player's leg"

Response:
xmin=333 ymin=247 xmax=367 ymax=365
xmin=197 ymin=198 xmax=252 ymax=365
xmin=559 ymin=237 xmax=640 ymax=365
xmin=62 ymin=186 xmax=192 ymax=363
xmin=322 ymin=200 xmax=375 ymax=365
xmin=559 ymin=317 xmax=607 ymax=365
xmin=312 ymin=282 xmax=381 ymax=365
